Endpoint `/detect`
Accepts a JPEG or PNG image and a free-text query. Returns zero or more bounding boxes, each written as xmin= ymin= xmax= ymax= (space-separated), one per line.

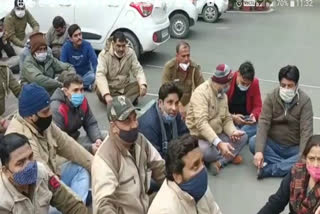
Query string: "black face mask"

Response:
xmin=34 ymin=115 xmax=52 ymax=133
xmin=118 ymin=127 xmax=138 ymax=143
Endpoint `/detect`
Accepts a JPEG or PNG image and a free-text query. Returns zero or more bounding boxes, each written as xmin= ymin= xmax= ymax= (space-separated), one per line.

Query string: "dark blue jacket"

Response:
xmin=60 ymin=40 xmax=97 ymax=76
xmin=138 ymin=102 xmax=189 ymax=157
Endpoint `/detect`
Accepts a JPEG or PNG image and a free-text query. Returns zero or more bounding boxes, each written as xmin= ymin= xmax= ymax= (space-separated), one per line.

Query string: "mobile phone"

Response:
xmin=244 ymin=115 xmax=253 ymax=122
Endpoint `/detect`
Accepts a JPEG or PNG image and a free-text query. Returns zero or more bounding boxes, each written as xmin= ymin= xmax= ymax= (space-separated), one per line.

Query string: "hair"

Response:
xmin=68 ymin=24 xmax=81 ymax=37
xmin=166 ymin=134 xmax=199 ymax=181
xmin=112 ymin=31 xmax=127 ymax=43
xmin=303 ymin=135 xmax=320 ymax=157
xmin=158 ymin=82 xmax=183 ymax=101
xmin=52 ymin=16 xmax=66 ymax=29
xmin=63 ymin=73 xmax=83 ymax=88
xmin=278 ymin=65 xmax=300 ymax=84
xmin=176 ymin=41 xmax=190 ymax=54
xmin=239 ymin=61 xmax=255 ymax=81
xmin=0 ymin=133 xmax=30 ymax=166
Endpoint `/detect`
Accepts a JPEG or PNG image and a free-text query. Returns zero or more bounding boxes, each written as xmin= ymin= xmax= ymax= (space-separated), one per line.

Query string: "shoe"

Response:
xmin=208 ymin=161 xmax=221 ymax=176
xmin=257 ymin=162 xmax=268 ymax=180
xmin=232 ymin=155 xmax=243 ymax=165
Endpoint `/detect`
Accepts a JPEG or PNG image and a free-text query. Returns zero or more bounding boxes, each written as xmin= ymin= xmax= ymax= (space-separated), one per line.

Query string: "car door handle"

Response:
xmin=59 ymin=4 xmax=72 ymax=7
xmin=107 ymin=4 xmax=119 ymax=8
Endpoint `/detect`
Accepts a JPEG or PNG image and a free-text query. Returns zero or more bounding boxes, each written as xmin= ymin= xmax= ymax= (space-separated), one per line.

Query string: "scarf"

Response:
xmin=290 ymin=162 xmax=320 ymax=214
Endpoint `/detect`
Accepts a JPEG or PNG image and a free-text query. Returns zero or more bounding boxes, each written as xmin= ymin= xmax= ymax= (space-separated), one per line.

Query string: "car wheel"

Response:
xmin=169 ymin=13 xmax=190 ymax=39
xmin=202 ymin=5 xmax=219 ymax=23
xmin=123 ymin=31 xmax=141 ymax=58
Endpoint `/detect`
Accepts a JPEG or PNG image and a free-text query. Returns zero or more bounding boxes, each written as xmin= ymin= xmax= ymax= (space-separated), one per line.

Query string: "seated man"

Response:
xmin=0 ymin=62 xmax=21 ymax=133
xmin=0 ymin=133 xmax=88 ymax=214
xmin=96 ymin=31 xmax=147 ymax=105
xmin=186 ymin=64 xmax=247 ymax=175
xmin=227 ymin=61 xmax=262 ymax=140
xmin=0 ymin=18 xmax=19 ymax=74
xmin=60 ymin=24 xmax=97 ymax=90
xmin=148 ymin=134 xmax=222 ymax=214
xmin=4 ymin=0 xmax=39 ymax=55
xmin=250 ymin=65 xmax=313 ymax=179
xmin=46 ymin=16 xmax=69 ymax=59
xmin=51 ymin=73 xmax=103 ymax=155
xmin=6 ymin=83 xmax=93 ymax=202
xmin=139 ymin=82 xmax=189 ymax=158
xmin=92 ymin=95 xmax=165 ymax=214
xmin=21 ymin=32 xmax=75 ymax=95
xmin=162 ymin=41 xmax=204 ymax=119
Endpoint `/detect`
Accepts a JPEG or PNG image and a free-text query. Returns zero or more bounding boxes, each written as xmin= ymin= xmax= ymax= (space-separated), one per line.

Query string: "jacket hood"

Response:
xmin=51 ymin=88 xmax=68 ymax=104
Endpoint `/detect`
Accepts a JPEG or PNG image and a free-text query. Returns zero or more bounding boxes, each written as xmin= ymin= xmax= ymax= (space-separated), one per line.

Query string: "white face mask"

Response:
xmin=34 ymin=52 xmax=48 ymax=62
xmin=15 ymin=9 xmax=25 ymax=18
xmin=238 ymin=83 xmax=250 ymax=91
xmin=279 ymin=87 xmax=296 ymax=103
xmin=179 ymin=63 xmax=190 ymax=71
xmin=0 ymin=32 xmax=3 ymax=38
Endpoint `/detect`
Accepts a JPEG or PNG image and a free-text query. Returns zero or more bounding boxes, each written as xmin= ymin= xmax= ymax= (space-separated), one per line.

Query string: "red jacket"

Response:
xmin=227 ymin=71 xmax=262 ymax=120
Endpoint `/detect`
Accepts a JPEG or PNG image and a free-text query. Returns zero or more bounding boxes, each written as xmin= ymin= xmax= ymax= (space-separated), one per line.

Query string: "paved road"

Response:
xmin=5 ymin=4 xmax=320 ymax=214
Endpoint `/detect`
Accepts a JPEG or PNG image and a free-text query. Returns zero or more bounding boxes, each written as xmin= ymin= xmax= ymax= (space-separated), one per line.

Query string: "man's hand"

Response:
xmin=230 ymin=130 xmax=245 ymax=142
xmin=315 ymin=206 xmax=320 ymax=214
xmin=217 ymin=142 xmax=235 ymax=159
xmin=95 ymin=139 xmax=103 ymax=146
xmin=232 ymin=114 xmax=245 ymax=125
xmin=139 ymin=84 xmax=147 ymax=97
xmin=92 ymin=141 xmax=102 ymax=155
xmin=243 ymin=114 xmax=257 ymax=125
xmin=254 ymin=152 xmax=264 ymax=169
xmin=179 ymin=104 xmax=186 ymax=121
xmin=104 ymin=94 xmax=113 ymax=105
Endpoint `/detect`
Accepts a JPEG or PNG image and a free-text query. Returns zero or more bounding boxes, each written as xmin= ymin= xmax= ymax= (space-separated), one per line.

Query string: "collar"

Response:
xmin=109 ymin=132 xmax=137 ymax=157
xmin=167 ymin=180 xmax=196 ymax=204
xmin=16 ymin=114 xmax=46 ymax=138
xmin=108 ymin=41 xmax=129 ymax=58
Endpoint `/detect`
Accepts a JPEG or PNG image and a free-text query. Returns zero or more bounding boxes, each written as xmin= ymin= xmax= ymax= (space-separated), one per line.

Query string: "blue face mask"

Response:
xmin=71 ymin=93 xmax=84 ymax=107
xmin=179 ymin=167 xmax=208 ymax=202
xmin=12 ymin=161 xmax=38 ymax=185
xmin=163 ymin=112 xmax=176 ymax=123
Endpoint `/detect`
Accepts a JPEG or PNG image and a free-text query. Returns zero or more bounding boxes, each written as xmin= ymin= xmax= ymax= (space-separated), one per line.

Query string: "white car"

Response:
xmin=196 ymin=0 xmax=229 ymax=23
xmin=163 ymin=0 xmax=198 ymax=39
xmin=0 ymin=0 xmax=170 ymax=58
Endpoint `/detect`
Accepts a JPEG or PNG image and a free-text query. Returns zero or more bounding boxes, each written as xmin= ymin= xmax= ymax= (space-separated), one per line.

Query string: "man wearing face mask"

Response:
xmin=250 ymin=65 xmax=313 ymax=179
xmin=92 ymin=95 xmax=165 ymax=214
xmin=139 ymin=82 xmax=189 ymax=158
xmin=51 ymin=73 xmax=103 ymax=155
xmin=227 ymin=61 xmax=262 ymax=140
xmin=162 ymin=41 xmax=204 ymax=120
xmin=6 ymin=83 xmax=93 ymax=203
xmin=4 ymin=0 xmax=39 ymax=55
xmin=46 ymin=16 xmax=69 ymax=59
xmin=186 ymin=64 xmax=247 ymax=176
xmin=21 ymin=32 xmax=75 ymax=95
xmin=96 ymin=31 xmax=147 ymax=106
xmin=148 ymin=134 xmax=222 ymax=214
xmin=0 ymin=133 xmax=88 ymax=214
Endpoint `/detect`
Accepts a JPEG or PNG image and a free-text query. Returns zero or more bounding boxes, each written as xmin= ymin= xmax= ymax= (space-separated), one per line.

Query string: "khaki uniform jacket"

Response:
xmin=0 ymin=63 xmax=21 ymax=116
xmin=21 ymin=54 xmax=75 ymax=95
xmin=148 ymin=179 xmax=222 ymax=214
xmin=92 ymin=133 xmax=165 ymax=214
xmin=255 ymin=88 xmax=313 ymax=154
xmin=162 ymin=58 xmax=204 ymax=106
xmin=6 ymin=114 xmax=92 ymax=175
xmin=4 ymin=10 xmax=39 ymax=47
xmin=96 ymin=39 xmax=147 ymax=97
xmin=186 ymin=79 xmax=237 ymax=143
xmin=0 ymin=162 xmax=88 ymax=214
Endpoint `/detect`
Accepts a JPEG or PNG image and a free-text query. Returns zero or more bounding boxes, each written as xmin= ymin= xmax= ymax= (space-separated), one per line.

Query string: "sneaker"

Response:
xmin=208 ymin=161 xmax=221 ymax=176
xmin=232 ymin=155 xmax=243 ymax=165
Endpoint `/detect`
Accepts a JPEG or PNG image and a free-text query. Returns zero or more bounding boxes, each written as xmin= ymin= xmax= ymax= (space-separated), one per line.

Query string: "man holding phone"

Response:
xmin=227 ymin=61 xmax=262 ymax=140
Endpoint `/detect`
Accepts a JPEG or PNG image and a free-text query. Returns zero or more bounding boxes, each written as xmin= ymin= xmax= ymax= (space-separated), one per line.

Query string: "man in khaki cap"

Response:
xmin=92 ymin=95 xmax=165 ymax=214
xmin=21 ymin=32 xmax=75 ymax=95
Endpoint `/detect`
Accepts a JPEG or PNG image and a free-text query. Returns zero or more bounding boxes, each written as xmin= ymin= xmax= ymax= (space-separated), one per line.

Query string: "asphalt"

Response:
xmin=4 ymin=3 xmax=320 ymax=214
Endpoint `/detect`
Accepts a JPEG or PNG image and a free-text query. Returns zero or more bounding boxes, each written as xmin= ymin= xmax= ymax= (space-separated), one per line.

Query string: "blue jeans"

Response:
xmin=81 ymin=70 xmax=95 ymax=89
xmin=249 ymin=136 xmax=299 ymax=178
xmin=60 ymin=162 xmax=90 ymax=202
xmin=237 ymin=124 xmax=257 ymax=142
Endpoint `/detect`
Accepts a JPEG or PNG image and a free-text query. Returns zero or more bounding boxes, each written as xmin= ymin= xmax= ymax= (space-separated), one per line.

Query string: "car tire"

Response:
xmin=169 ymin=13 xmax=190 ymax=39
xmin=123 ymin=31 xmax=141 ymax=58
xmin=202 ymin=5 xmax=219 ymax=23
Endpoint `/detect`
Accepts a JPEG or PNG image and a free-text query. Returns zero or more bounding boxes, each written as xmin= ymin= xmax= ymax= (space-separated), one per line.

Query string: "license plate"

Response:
xmin=161 ymin=29 xmax=169 ymax=38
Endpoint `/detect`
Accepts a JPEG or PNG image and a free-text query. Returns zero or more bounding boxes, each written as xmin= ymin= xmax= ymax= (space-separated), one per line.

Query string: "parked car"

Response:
xmin=0 ymin=0 xmax=170 ymax=58
xmin=196 ymin=0 xmax=229 ymax=23
xmin=163 ymin=0 xmax=198 ymax=39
